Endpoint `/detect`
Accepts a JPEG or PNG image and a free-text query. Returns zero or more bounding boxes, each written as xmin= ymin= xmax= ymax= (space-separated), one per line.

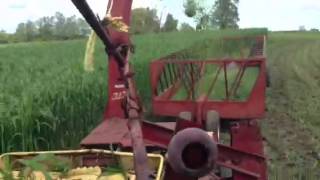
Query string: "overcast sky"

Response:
xmin=1 ymin=0 xmax=320 ymax=33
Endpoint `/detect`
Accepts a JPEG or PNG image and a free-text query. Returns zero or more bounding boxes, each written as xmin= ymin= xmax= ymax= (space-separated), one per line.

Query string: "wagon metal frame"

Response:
xmin=70 ymin=0 xmax=268 ymax=179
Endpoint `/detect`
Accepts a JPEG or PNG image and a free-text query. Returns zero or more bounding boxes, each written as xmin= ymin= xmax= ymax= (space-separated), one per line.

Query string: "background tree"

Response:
xmin=211 ymin=0 xmax=239 ymax=29
xmin=131 ymin=8 xmax=160 ymax=34
xmin=161 ymin=14 xmax=178 ymax=32
xmin=37 ymin=17 xmax=54 ymax=40
xmin=184 ymin=0 xmax=240 ymax=30
xmin=183 ymin=0 xmax=198 ymax=18
xmin=179 ymin=23 xmax=195 ymax=31
xmin=64 ymin=15 xmax=80 ymax=39
xmin=77 ymin=18 xmax=90 ymax=37
xmin=195 ymin=7 xmax=212 ymax=30
xmin=25 ymin=21 xmax=37 ymax=41
xmin=13 ymin=11 xmax=89 ymax=42
xmin=183 ymin=0 xmax=212 ymax=30
xmin=15 ymin=21 xmax=37 ymax=42
xmin=53 ymin=12 xmax=66 ymax=39
xmin=0 ymin=30 xmax=9 ymax=44
xmin=15 ymin=23 xmax=27 ymax=41
xmin=299 ymin=26 xmax=306 ymax=31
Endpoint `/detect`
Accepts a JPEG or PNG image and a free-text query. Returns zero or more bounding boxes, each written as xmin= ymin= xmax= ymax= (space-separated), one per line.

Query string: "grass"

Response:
xmin=0 ymin=40 xmax=108 ymax=152
xmin=3 ymin=29 xmax=267 ymax=153
xmin=1 ymin=28 xmax=320 ymax=178
xmin=170 ymin=64 xmax=259 ymax=101
xmin=161 ymin=29 xmax=265 ymax=101
xmin=262 ymin=32 xmax=320 ymax=175
xmin=165 ymin=33 xmax=263 ymax=101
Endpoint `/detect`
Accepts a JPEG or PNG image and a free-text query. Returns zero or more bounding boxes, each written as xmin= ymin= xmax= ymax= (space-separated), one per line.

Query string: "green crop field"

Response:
xmin=0 ymin=29 xmax=266 ymax=153
xmin=262 ymin=32 xmax=320 ymax=176
xmin=1 ymin=29 xmax=320 ymax=177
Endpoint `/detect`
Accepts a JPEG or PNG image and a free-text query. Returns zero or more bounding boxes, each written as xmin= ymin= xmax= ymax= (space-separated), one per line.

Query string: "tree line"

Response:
xmin=0 ymin=9 xmax=187 ymax=44
xmin=131 ymin=8 xmax=191 ymax=34
xmin=184 ymin=0 xmax=239 ymax=30
xmin=0 ymin=0 xmax=241 ymax=44
xmin=130 ymin=0 xmax=241 ymax=34
xmin=0 ymin=12 xmax=90 ymax=44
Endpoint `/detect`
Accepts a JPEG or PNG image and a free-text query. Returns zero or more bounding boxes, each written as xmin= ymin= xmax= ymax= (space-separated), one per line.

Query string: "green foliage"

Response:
xmin=0 ymin=156 xmax=14 ymax=180
xmin=0 ymin=30 xmax=11 ymax=44
xmin=310 ymin=28 xmax=319 ymax=32
xmin=15 ymin=22 xmax=36 ymax=42
xmin=161 ymin=14 xmax=178 ymax=32
xmin=168 ymin=28 xmax=267 ymax=59
xmin=0 ymin=40 xmax=108 ymax=153
xmin=183 ymin=0 xmax=198 ymax=17
xmin=195 ymin=10 xmax=212 ymax=30
xmin=54 ymin=12 xmax=66 ymax=37
xmin=0 ymin=31 xmax=217 ymax=153
xmin=184 ymin=0 xmax=240 ymax=30
xmin=53 ymin=12 xmax=90 ymax=40
xmin=2 ymin=29 xmax=320 ymax=178
xmin=212 ymin=0 xmax=240 ymax=29
xmin=2 ymin=30 xmax=265 ymax=153
xmin=18 ymin=153 xmax=71 ymax=179
xmin=37 ymin=17 xmax=55 ymax=40
xmin=260 ymin=32 xmax=320 ymax=177
xmin=131 ymin=8 xmax=160 ymax=34
xmin=183 ymin=0 xmax=213 ymax=30
xmin=14 ymin=23 xmax=25 ymax=41
xmin=13 ymin=12 xmax=90 ymax=42
xmin=0 ymin=153 xmax=72 ymax=179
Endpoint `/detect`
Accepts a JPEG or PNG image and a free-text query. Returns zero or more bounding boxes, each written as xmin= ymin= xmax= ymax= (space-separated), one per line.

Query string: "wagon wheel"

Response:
xmin=205 ymin=110 xmax=220 ymax=141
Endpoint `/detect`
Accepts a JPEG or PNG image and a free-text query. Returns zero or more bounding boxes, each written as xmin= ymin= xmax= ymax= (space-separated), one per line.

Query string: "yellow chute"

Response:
xmin=84 ymin=30 xmax=97 ymax=72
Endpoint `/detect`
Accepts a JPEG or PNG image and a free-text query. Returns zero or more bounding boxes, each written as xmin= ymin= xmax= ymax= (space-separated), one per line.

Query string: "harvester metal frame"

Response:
xmin=71 ymin=0 xmax=269 ymax=179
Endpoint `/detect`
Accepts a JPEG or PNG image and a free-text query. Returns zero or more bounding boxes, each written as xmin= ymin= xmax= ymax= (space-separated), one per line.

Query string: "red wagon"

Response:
xmin=67 ymin=0 xmax=269 ymax=179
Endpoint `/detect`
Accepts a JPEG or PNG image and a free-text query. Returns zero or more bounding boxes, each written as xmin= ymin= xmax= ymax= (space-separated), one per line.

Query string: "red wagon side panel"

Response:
xmin=151 ymin=58 xmax=266 ymax=120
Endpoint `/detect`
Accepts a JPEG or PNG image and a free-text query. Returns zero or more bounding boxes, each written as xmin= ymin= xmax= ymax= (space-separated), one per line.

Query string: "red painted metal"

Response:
xmin=81 ymin=118 xmax=174 ymax=149
xmin=74 ymin=0 xmax=269 ymax=178
xmin=146 ymin=36 xmax=268 ymax=179
xmin=150 ymin=58 xmax=267 ymax=121
xmin=103 ymin=0 xmax=132 ymax=119
xmin=73 ymin=0 xmax=152 ymax=179
xmin=230 ymin=120 xmax=267 ymax=180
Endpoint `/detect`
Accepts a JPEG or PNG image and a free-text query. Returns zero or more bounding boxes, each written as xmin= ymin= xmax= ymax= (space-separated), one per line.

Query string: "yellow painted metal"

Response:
xmin=0 ymin=149 xmax=164 ymax=180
